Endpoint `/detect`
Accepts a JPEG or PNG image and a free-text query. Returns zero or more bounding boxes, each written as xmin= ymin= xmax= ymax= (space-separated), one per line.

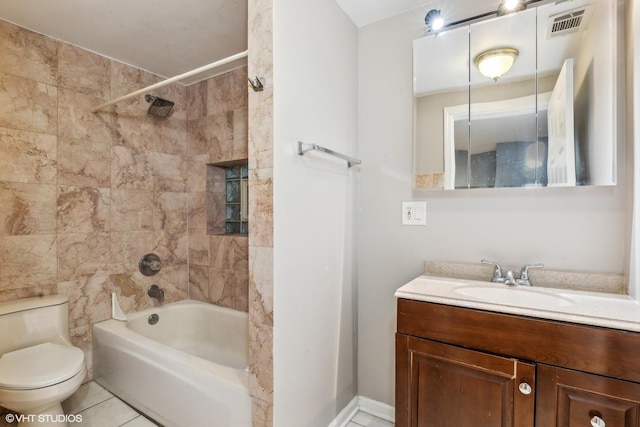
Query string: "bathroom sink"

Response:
xmin=455 ymin=286 xmax=574 ymax=307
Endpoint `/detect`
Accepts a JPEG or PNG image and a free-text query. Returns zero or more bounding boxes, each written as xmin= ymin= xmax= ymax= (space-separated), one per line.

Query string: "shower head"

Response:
xmin=145 ymin=94 xmax=174 ymax=118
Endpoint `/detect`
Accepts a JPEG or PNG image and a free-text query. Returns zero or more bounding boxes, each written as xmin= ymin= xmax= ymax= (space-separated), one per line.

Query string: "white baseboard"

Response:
xmin=328 ymin=395 xmax=395 ymax=427
xmin=357 ymin=396 xmax=395 ymax=422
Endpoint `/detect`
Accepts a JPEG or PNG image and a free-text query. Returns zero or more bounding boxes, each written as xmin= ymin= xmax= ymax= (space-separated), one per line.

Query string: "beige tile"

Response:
xmin=111 ymin=61 xmax=161 ymax=96
xmin=62 ymin=381 xmax=113 ymax=415
xmin=351 ymin=412 xmax=395 ymax=427
xmin=109 ymin=230 xmax=157 ymax=273
xmin=248 ymin=167 xmax=273 ymax=247
xmin=151 ymin=152 xmax=187 ymax=192
xmin=186 ymin=118 xmax=208 ymax=156
xmin=121 ymin=416 xmax=159 ymax=427
xmin=188 ymin=264 xmax=210 ymax=302
xmin=57 ymin=88 xmax=115 ymax=143
xmin=210 ymin=235 xmax=248 ymax=270
xmin=58 ymin=276 xmax=112 ymax=329
xmin=0 ymin=183 xmax=56 ymax=236
xmin=0 ymin=20 xmax=58 ymax=85
xmin=77 ymin=397 xmax=139 ymax=427
xmin=110 ymin=190 xmax=154 ymax=232
xmin=208 ymin=267 xmax=249 ymax=311
xmin=69 ymin=323 xmax=94 ymax=381
xmin=0 ymin=235 xmax=56 ymax=290
xmin=188 ymin=228 xmax=210 ymax=266
xmin=152 ymin=192 xmax=187 ymax=231
xmin=57 ymin=232 xmax=111 ymax=281
xmin=232 ymin=107 xmax=249 ymax=159
xmin=111 ymin=146 xmax=152 ymax=190
xmin=248 ymin=88 xmax=274 ymax=171
xmin=0 ymin=127 xmax=57 ymax=184
xmin=114 ymin=97 xmax=157 ymax=152
xmin=57 ymin=186 xmax=110 ymax=234
xmin=206 ymin=192 xmax=226 ymax=235
xmin=249 ymin=320 xmax=273 ymax=403
xmin=58 ymin=43 xmax=111 ymax=98
xmin=187 ymin=192 xmax=206 ymax=230
xmin=57 ymin=136 xmax=111 ymax=187
xmin=251 ymin=397 xmax=273 ymax=427
xmin=0 ymin=72 xmax=57 ymax=134
xmin=186 ymin=80 xmax=207 ymax=120
xmin=186 ymin=154 xmax=209 ymax=193
xmin=0 ymin=283 xmax=57 ymax=303
xmin=249 ymin=246 xmax=273 ymax=327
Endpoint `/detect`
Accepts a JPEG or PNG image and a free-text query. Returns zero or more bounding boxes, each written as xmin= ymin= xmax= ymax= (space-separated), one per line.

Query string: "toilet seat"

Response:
xmin=0 ymin=342 xmax=84 ymax=390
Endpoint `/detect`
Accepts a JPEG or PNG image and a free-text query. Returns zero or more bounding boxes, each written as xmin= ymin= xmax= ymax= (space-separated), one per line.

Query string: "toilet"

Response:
xmin=0 ymin=295 xmax=86 ymax=427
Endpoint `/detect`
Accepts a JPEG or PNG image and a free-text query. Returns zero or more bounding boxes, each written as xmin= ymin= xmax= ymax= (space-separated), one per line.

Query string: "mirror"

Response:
xmin=413 ymin=0 xmax=619 ymax=190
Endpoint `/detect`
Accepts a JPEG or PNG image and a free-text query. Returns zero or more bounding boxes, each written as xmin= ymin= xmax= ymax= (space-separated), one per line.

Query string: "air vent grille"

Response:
xmin=549 ymin=9 xmax=586 ymax=36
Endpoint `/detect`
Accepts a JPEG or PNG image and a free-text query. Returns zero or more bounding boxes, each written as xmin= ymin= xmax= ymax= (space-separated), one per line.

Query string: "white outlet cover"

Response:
xmin=402 ymin=201 xmax=427 ymax=225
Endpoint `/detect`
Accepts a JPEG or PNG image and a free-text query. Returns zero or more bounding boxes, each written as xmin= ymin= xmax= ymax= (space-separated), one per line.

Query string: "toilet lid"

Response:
xmin=0 ymin=343 xmax=85 ymax=390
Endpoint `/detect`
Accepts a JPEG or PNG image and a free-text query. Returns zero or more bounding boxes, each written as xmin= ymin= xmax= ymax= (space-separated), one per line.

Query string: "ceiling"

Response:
xmin=0 ymin=0 xmax=527 ymax=86
xmin=0 ymin=0 xmax=248 ymax=85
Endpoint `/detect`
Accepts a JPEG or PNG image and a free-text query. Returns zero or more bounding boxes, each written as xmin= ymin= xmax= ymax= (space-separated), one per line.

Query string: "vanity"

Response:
xmin=395 ymin=275 xmax=640 ymax=427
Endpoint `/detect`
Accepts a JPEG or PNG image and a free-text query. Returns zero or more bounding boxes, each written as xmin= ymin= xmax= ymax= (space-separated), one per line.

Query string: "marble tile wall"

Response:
xmin=248 ymin=0 xmax=275 ymax=424
xmin=0 ymin=19 xmax=190 ymax=381
xmin=0 ymin=16 xmax=259 ymax=424
xmin=186 ymin=67 xmax=250 ymax=312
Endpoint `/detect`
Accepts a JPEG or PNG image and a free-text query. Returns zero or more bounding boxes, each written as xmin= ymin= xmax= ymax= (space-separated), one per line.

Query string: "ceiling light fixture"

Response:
xmin=473 ymin=48 xmax=519 ymax=81
xmin=425 ymin=9 xmax=444 ymax=32
xmin=497 ymin=0 xmax=527 ymax=16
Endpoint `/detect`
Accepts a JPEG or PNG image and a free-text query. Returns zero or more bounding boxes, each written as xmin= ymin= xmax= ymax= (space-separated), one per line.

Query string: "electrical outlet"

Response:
xmin=402 ymin=201 xmax=427 ymax=225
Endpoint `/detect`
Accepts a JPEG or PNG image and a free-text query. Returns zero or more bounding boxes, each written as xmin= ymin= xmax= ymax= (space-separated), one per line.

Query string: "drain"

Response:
xmin=148 ymin=313 xmax=159 ymax=325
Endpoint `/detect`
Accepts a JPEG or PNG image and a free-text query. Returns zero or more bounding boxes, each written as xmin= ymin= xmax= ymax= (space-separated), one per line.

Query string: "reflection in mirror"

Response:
xmin=413 ymin=0 xmax=619 ymax=190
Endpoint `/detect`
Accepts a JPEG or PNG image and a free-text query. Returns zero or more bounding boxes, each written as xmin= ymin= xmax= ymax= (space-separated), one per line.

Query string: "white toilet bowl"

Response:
xmin=0 ymin=297 xmax=86 ymax=427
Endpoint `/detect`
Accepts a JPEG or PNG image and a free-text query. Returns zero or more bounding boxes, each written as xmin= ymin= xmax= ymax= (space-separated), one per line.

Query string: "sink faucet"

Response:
xmin=481 ymin=260 xmax=544 ymax=286
xmin=516 ymin=263 xmax=544 ymax=286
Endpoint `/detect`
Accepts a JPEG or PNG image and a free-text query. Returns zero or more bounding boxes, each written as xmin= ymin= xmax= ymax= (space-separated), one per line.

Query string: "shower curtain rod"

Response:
xmin=90 ymin=49 xmax=248 ymax=113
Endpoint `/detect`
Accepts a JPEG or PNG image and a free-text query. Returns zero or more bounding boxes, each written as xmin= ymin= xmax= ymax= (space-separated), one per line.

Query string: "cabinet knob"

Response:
xmin=518 ymin=381 xmax=532 ymax=395
xmin=591 ymin=416 xmax=605 ymax=427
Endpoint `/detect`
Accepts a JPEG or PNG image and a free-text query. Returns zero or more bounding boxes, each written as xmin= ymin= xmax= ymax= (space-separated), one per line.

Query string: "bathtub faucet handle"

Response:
xmin=148 ymin=284 xmax=164 ymax=300
xmin=139 ymin=253 xmax=162 ymax=276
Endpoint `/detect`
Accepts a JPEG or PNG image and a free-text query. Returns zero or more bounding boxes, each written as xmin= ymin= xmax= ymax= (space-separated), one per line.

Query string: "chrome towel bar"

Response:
xmin=297 ymin=141 xmax=361 ymax=168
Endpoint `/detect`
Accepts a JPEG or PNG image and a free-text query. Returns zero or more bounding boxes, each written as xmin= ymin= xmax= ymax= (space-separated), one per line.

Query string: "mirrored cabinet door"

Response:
xmin=413 ymin=0 xmax=620 ymax=191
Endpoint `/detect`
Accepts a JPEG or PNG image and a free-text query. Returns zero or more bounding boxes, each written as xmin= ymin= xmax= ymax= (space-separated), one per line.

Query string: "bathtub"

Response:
xmin=93 ymin=300 xmax=251 ymax=427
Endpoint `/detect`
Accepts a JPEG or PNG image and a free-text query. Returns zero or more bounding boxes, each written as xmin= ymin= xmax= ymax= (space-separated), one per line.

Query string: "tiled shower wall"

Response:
xmin=0 ymin=19 xmax=249 ymax=381
xmin=185 ymin=72 xmax=249 ymax=311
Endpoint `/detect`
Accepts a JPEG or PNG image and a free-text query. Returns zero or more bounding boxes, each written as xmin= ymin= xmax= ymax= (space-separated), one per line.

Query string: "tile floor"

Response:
xmin=0 ymin=382 xmax=158 ymax=427
xmin=2 ymin=381 xmax=393 ymax=427
xmin=347 ymin=410 xmax=394 ymax=427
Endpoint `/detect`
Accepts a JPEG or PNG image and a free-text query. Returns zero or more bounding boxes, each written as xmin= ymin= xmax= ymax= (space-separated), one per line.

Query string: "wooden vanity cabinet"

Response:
xmin=396 ymin=299 xmax=640 ymax=427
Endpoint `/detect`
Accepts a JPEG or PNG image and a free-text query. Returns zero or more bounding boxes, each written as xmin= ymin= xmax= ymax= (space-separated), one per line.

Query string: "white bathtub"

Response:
xmin=93 ymin=300 xmax=251 ymax=427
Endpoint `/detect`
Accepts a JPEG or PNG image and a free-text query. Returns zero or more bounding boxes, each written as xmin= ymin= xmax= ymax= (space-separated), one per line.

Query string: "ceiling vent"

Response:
xmin=546 ymin=5 xmax=593 ymax=38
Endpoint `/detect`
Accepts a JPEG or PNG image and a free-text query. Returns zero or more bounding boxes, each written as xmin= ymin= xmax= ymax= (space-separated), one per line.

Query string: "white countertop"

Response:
xmin=395 ymin=275 xmax=640 ymax=333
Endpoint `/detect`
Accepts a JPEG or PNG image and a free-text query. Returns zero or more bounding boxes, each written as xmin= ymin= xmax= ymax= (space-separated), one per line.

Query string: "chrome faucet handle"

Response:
xmin=520 ymin=263 xmax=544 ymax=280
xmin=481 ymin=259 xmax=503 ymax=280
xmin=504 ymin=269 xmax=517 ymax=286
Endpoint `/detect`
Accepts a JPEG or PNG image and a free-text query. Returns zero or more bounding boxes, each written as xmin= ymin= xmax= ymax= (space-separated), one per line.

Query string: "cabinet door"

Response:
xmin=536 ymin=365 xmax=640 ymax=427
xmin=397 ymin=335 xmax=535 ymax=427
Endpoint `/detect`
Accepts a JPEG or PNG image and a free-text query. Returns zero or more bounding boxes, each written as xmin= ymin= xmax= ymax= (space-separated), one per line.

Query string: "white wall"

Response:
xmin=272 ymin=0 xmax=359 ymax=426
xmin=357 ymin=4 xmax=630 ymax=407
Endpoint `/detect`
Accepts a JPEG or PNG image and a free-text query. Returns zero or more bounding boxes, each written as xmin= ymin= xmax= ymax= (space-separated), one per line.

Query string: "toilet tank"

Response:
xmin=0 ymin=295 xmax=71 ymax=355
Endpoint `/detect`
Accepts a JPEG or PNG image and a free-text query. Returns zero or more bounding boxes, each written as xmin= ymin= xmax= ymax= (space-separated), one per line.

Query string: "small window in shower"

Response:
xmin=224 ymin=165 xmax=249 ymax=234
xmin=206 ymin=162 xmax=249 ymax=236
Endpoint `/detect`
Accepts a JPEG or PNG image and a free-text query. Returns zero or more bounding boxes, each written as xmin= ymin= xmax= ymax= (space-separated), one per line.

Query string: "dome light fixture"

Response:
xmin=473 ymin=48 xmax=519 ymax=81
xmin=497 ymin=0 xmax=526 ymax=16
xmin=425 ymin=9 xmax=444 ymax=32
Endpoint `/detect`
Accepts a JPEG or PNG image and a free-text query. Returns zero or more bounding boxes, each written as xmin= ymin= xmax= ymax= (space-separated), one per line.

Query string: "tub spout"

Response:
xmin=148 ymin=284 xmax=164 ymax=300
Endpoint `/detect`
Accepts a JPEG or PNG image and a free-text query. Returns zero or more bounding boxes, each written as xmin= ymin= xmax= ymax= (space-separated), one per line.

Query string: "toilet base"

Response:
xmin=15 ymin=403 xmax=69 ymax=427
